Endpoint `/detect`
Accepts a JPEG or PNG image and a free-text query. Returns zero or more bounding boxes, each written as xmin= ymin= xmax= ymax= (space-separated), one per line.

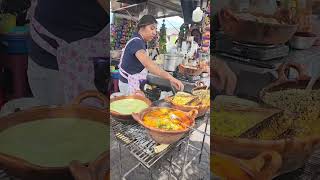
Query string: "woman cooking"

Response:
xmin=118 ymin=15 xmax=184 ymax=96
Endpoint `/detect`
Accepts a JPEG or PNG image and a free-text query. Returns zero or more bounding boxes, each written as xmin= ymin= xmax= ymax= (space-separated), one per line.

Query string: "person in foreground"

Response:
xmin=118 ymin=15 xmax=184 ymax=96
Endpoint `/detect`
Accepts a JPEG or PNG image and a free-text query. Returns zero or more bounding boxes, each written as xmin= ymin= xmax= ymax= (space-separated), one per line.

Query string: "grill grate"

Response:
xmin=111 ymin=113 xmax=209 ymax=169
xmin=111 ymin=118 xmax=188 ymax=168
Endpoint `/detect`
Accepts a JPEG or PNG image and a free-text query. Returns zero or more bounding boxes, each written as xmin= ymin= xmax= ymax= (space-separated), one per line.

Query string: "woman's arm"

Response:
xmin=211 ymin=57 xmax=237 ymax=95
xmin=135 ymin=49 xmax=184 ymax=90
xmin=97 ymin=0 xmax=107 ymax=12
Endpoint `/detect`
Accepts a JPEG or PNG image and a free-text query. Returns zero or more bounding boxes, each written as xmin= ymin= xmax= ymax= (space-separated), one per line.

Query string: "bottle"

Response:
xmin=192 ymin=7 xmax=204 ymax=23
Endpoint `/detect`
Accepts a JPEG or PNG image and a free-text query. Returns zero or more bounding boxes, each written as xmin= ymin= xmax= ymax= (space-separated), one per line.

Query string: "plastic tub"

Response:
xmin=111 ymin=70 xmax=120 ymax=79
xmin=1 ymin=34 xmax=29 ymax=54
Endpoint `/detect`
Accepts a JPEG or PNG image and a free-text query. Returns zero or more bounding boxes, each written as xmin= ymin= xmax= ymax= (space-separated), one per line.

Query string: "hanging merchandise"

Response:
xmin=201 ymin=1 xmax=210 ymax=53
xmin=177 ymin=23 xmax=189 ymax=48
xmin=192 ymin=7 xmax=204 ymax=22
xmin=159 ymin=19 xmax=167 ymax=54
xmin=111 ymin=17 xmax=137 ymax=50
xmin=110 ymin=24 xmax=117 ymax=50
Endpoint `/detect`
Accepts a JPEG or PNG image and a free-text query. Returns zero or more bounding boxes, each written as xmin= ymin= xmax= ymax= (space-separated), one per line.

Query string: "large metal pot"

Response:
xmin=0 ymin=90 xmax=109 ymax=180
xmin=163 ymin=54 xmax=183 ymax=72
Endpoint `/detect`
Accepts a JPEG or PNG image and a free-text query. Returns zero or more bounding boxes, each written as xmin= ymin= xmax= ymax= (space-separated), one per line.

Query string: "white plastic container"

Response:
xmin=192 ymin=7 xmax=204 ymax=22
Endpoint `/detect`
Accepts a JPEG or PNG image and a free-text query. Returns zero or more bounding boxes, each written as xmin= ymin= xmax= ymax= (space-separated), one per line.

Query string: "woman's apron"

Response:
xmin=27 ymin=0 xmax=109 ymax=104
xmin=118 ymin=37 xmax=148 ymax=95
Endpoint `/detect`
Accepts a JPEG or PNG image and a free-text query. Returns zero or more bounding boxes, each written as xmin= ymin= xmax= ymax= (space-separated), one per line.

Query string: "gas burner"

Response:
xmin=215 ymin=38 xmax=289 ymax=61
xmin=217 ymin=53 xmax=277 ymax=69
xmin=233 ymin=41 xmax=278 ymax=49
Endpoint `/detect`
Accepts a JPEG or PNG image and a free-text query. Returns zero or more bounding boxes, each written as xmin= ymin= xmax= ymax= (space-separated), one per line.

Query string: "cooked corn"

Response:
xmin=260 ymin=89 xmax=320 ymax=139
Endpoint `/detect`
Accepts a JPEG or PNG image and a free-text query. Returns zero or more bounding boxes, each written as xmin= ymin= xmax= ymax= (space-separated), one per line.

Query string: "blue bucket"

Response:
xmin=1 ymin=34 xmax=29 ymax=54
xmin=111 ymin=70 xmax=120 ymax=79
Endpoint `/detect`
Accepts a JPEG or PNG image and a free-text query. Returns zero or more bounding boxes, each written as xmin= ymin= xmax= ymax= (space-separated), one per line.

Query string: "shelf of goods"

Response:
xmin=111 ymin=17 xmax=137 ymax=50
xmin=201 ymin=1 xmax=210 ymax=53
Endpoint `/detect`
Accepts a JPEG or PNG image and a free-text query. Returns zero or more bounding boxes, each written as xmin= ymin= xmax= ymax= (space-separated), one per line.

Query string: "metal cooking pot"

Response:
xmin=163 ymin=54 xmax=183 ymax=72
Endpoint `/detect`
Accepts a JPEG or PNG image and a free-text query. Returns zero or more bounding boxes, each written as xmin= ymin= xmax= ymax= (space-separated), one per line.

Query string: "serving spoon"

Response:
xmin=169 ymin=113 xmax=209 ymax=136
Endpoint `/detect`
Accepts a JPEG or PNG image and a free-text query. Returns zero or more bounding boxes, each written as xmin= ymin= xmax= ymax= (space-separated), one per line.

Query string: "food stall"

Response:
xmin=212 ymin=0 xmax=320 ymax=179
xmin=110 ymin=0 xmax=210 ymax=179
xmin=110 ymin=0 xmax=210 ymax=97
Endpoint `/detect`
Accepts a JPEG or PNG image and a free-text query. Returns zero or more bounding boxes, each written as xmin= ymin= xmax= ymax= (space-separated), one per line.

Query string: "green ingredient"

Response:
xmin=110 ymin=99 xmax=148 ymax=115
xmin=0 ymin=118 xmax=108 ymax=167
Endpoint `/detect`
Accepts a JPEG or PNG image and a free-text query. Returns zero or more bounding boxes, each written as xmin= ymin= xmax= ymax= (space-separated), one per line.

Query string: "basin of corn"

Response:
xmin=212 ymin=90 xmax=320 ymax=140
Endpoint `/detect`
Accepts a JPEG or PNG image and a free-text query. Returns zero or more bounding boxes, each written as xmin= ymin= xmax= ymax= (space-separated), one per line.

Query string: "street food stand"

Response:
xmin=110 ymin=0 xmax=210 ymax=179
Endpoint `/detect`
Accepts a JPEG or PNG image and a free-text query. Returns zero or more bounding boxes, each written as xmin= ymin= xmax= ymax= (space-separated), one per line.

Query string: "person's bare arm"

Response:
xmin=97 ymin=0 xmax=107 ymax=12
xmin=211 ymin=57 xmax=237 ymax=95
xmin=135 ymin=50 xmax=172 ymax=80
xmin=135 ymin=49 xmax=184 ymax=90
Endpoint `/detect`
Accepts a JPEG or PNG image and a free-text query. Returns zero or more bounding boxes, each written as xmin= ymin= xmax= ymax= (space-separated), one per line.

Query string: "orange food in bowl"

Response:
xmin=142 ymin=108 xmax=192 ymax=131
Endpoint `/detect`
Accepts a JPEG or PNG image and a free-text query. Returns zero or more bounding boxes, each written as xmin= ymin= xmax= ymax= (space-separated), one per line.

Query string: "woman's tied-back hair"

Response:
xmin=136 ymin=15 xmax=157 ymax=31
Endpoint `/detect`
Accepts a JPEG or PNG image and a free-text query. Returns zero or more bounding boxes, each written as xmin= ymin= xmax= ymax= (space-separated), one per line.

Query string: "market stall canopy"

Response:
xmin=111 ymin=0 xmax=182 ymax=19
xmin=111 ymin=0 xmax=209 ymax=21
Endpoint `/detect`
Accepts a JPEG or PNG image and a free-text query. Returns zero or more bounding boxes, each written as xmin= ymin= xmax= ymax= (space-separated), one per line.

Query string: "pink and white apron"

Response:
xmin=27 ymin=0 xmax=109 ymax=104
xmin=118 ymin=37 xmax=148 ymax=95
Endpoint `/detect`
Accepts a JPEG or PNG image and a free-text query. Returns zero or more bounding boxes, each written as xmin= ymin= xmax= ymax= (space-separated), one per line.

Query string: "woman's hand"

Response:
xmin=134 ymin=90 xmax=146 ymax=97
xmin=211 ymin=57 xmax=237 ymax=95
xmin=169 ymin=77 xmax=184 ymax=91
